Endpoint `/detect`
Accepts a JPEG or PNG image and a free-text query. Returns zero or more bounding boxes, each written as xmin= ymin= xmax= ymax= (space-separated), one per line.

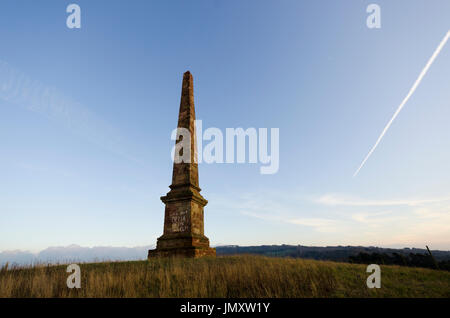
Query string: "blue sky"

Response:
xmin=1 ymin=1 xmax=449 ymax=252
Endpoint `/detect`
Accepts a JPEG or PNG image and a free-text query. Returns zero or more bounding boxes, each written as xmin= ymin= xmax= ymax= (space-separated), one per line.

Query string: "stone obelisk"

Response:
xmin=148 ymin=71 xmax=216 ymax=258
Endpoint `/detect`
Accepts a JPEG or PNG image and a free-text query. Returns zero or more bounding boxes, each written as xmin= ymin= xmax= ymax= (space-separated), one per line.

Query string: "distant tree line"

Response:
xmin=216 ymin=245 xmax=450 ymax=271
xmin=348 ymin=252 xmax=450 ymax=271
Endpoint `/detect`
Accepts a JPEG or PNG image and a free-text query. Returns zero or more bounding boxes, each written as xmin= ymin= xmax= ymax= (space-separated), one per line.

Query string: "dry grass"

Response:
xmin=0 ymin=255 xmax=449 ymax=297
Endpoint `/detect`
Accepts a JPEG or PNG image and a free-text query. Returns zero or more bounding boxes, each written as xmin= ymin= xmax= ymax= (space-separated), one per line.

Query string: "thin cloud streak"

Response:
xmin=210 ymin=190 xmax=450 ymax=248
xmin=317 ymin=193 xmax=450 ymax=207
xmin=240 ymin=210 xmax=342 ymax=233
xmin=354 ymin=30 xmax=450 ymax=177
xmin=0 ymin=60 xmax=146 ymax=167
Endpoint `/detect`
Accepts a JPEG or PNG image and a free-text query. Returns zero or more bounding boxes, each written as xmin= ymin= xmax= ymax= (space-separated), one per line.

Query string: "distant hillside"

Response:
xmin=216 ymin=245 xmax=450 ymax=270
xmin=2 ymin=244 xmax=449 ymax=269
xmin=0 ymin=245 xmax=154 ymax=266
xmin=216 ymin=245 xmax=450 ymax=261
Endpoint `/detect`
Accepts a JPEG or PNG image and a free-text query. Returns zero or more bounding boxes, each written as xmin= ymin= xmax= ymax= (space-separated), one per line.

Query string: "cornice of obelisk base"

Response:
xmin=161 ymin=183 xmax=208 ymax=206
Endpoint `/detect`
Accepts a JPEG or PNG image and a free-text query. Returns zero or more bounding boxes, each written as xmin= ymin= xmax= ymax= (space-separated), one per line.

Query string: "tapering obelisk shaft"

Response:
xmin=171 ymin=71 xmax=199 ymax=189
xmin=148 ymin=71 xmax=215 ymax=258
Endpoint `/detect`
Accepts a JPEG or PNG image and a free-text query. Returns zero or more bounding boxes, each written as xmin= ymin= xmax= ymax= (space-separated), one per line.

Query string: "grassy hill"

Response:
xmin=1 ymin=255 xmax=449 ymax=297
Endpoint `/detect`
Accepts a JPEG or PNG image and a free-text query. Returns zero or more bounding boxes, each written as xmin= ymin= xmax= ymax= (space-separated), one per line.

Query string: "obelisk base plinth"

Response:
xmin=148 ymin=246 xmax=216 ymax=258
xmin=148 ymin=233 xmax=216 ymax=258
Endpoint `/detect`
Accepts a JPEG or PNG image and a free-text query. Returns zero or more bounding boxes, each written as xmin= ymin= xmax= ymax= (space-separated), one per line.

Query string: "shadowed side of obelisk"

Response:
xmin=148 ymin=71 xmax=216 ymax=258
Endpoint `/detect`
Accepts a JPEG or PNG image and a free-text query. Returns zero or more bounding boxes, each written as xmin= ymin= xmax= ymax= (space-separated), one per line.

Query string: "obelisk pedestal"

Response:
xmin=148 ymin=71 xmax=216 ymax=258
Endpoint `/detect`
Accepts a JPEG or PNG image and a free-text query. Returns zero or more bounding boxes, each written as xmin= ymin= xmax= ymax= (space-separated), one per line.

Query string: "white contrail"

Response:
xmin=354 ymin=30 xmax=450 ymax=177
